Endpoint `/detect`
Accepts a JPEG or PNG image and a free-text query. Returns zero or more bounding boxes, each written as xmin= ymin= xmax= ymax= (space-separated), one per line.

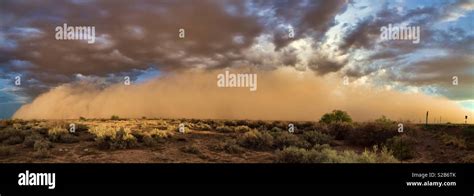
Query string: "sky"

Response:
xmin=0 ymin=0 xmax=473 ymax=122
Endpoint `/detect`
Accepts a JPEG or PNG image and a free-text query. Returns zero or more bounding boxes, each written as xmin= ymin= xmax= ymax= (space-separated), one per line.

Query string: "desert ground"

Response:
xmin=0 ymin=117 xmax=473 ymax=163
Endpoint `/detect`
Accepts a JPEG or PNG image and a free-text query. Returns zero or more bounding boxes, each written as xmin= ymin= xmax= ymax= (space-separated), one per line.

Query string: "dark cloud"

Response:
xmin=0 ymin=0 xmax=263 ymax=96
xmin=392 ymin=55 xmax=474 ymax=100
xmin=252 ymin=0 xmax=347 ymax=50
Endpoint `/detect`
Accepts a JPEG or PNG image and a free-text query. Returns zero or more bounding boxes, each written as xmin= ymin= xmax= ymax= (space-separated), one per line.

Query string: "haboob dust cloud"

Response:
xmin=14 ymin=68 xmax=468 ymax=123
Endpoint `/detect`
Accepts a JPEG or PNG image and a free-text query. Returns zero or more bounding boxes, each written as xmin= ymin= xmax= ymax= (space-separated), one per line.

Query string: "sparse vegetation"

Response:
xmin=95 ymin=128 xmax=138 ymax=150
xmin=180 ymin=145 xmax=201 ymax=154
xmin=238 ymin=129 xmax=273 ymax=150
xmin=275 ymin=145 xmax=397 ymax=163
xmin=48 ymin=127 xmax=79 ymax=143
xmin=348 ymin=121 xmax=397 ymax=146
xmin=328 ymin=122 xmax=354 ymax=140
xmin=387 ymin=135 xmax=416 ymax=160
xmin=23 ymin=134 xmax=44 ymax=148
xmin=0 ymin=146 xmax=14 ymax=156
xmin=0 ymin=118 xmax=471 ymax=163
xmin=210 ymin=139 xmax=245 ymax=154
xmin=302 ymin=131 xmax=333 ymax=147
xmin=439 ymin=133 xmax=466 ymax=149
xmin=273 ymin=132 xmax=305 ymax=149
xmin=216 ymin=126 xmax=233 ymax=133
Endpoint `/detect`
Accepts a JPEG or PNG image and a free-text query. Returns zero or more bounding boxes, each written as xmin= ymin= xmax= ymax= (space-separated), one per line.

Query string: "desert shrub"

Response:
xmin=47 ymin=127 xmax=68 ymax=140
xmin=374 ymin=115 xmax=393 ymax=124
xmin=319 ymin=110 xmax=352 ymax=124
xmin=328 ymin=122 xmax=354 ymax=140
xmin=247 ymin=120 xmax=270 ymax=130
xmin=270 ymin=127 xmax=284 ymax=132
xmin=33 ymin=139 xmax=52 ymax=152
xmin=75 ymin=124 xmax=89 ymax=132
xmin=111 ymin=115 xmax=120 ymax=120
xmin=32 ymin=126 xmax=49 ymax=135
xmin=24 ymin=134 xmax=44 ymax=148
xmin=96 ymin=128 xmax=138 ymax=150
xmin=180 ymin=145 xmax=201 ymax=154
xmin=223 ymin=120 xmax=238 ymax=127
xmin=12 ymin=123 xmax=23 ymax=130
xmin=312 ymin=123 xmax=329 ymax=133
xmin=48 ymin=127 xmax=79 ymax=143
xmin=461 ymin=154 xmax=474 ymax=163
xmin=33 ymin=149 xmax=51 ymax=159
xmin=3 ymin=135 xmax=24 ymax=145
xmin=192 ymin=122 xmax=212 ymax=131
xmin=439 ymin=133 xmax=466 ymax=149
xmin=234 ymin=125 xmax=251 ymax=133
xmin=216 ymin=126 xmax=233 ymax=133
xmin=139 ymin=130 xmax=173 ymax=146
xmin=211 ymin=139 xmax=245 ymax=154
xmin=463 ymin=126 xmax=474 ymax=150
xmin=142 ymin=135 xmax=158 ymax=147
xmin=275 ymin=146 xmax=310 ymax=163
xmin=150 ymin=129 xmax=173 ymax=139
xmin=293 ymin=121 xmax=315 ymax=131
xmin=387 ymin=135 xmax=416 ymax=160
xmin=273 ymin=132 xmax=305 ymax=149
xmin=348 ymin=121 xmax=397 ymax=146
xmin=271 ymin=121 xmax=287 ymax=129
xmin=59 ymin=134 xmax=80 ymax=143
xmin=275 ymin=145 xmax=397 ymax=163
xmin=302 ymin=131 xmax=333 ymax=146
xmin=0 ymin=128 xmax=25 ymax=141
xmin=0 ymin=146 xmax=14 ymax=156
xmin=79 ymin=117 xmax=87 ymax=121
xmin=238 ymin=129 xmax=273 ymax=150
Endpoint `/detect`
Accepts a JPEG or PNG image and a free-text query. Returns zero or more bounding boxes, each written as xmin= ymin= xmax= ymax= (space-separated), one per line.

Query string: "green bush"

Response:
xmin=302 ymin=131 xmax=333 ymax=146
xmin=238 ymin=129 xmax=273 ymax=150
xmin=387 ymin=135 xmax=416 ymax=160
xmin=319 ymin=110 xmax=352 ymax=124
